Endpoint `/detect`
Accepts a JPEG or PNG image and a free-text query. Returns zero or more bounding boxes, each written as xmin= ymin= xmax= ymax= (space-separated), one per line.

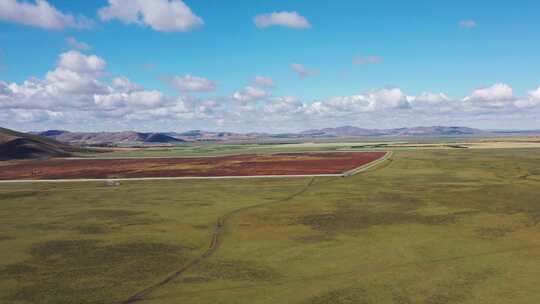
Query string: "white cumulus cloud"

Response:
xmin=94 ymin=90 xmax=164 ymax=109
xmin=57 ymin=50 xmax=105 ymax=76
xmin=169 ymin=74 xmax=215 ymax=92
xmin=463 ymin=83 xmax=514 ymax=108
xmin=2 ymin=50 xmax=540 ymax=132
xmin=264 ymin=96 xmax=304 ymax=114
xmin=99 ymin=0 xmax=203 ymax=32
xmin=254 ymin=11 xmax=310 ymax=29
xmin=514 ymin=86 xmax=540 ymax=108
xmin=233 ymin=86 xmax=269 ymax=103
xmin=0 ymin=0 xmax=92 ymax=30
xmin=112 ymin=76 xmax=143 ymax=92
xmin=411 ymin=92 xmax=451 ymax=106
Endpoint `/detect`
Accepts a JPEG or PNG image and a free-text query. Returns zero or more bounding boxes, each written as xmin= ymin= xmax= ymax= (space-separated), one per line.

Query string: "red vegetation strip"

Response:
xmin=0 ymin=152 xmax=386 ymax=180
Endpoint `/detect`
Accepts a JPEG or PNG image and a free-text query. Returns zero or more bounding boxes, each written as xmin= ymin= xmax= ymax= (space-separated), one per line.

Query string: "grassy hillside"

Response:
xmin=0 ymin=127 xmax=90 ymax=160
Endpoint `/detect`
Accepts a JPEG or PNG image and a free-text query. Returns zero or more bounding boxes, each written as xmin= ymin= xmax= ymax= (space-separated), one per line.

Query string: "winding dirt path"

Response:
xmin=120 ymin=178 xmax=315 ymax=304
xmin=119 ymin=152 xmax=392 ymax=303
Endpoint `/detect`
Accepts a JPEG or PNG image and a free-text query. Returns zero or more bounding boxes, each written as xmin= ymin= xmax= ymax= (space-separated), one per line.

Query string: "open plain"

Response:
xmin=1 ymin=147 xmax=540 ymax=304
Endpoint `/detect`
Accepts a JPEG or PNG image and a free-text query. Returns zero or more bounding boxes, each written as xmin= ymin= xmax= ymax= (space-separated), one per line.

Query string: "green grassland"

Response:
xmin=1 ymin=148 xmax=540 ymax=303
xmin=84 ymin=137 xmax=540 ymax=158
xmin=87 ymin=142 xmax=360 ymax=158
xmin=84 ymin=142 xmax=457 ymax=158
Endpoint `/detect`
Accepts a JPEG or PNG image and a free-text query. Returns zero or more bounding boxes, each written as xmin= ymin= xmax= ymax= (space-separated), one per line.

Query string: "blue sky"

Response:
xmin=1 ymin=0 xmax=540 ymax=132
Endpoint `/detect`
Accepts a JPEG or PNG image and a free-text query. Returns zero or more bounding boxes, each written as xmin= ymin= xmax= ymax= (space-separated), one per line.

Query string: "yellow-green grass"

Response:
xmin=2 ymin=148 xmax=540 ymax=303
xmin=85 ymin=143 xmax=349 ymax=158
xmin=82 ymin=137 xmax=540 ymax=159
xmin=0 ymin=179 xmax=307 ymax=303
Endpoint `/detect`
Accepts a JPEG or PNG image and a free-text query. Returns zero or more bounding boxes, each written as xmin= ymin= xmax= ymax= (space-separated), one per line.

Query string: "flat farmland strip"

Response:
xmin=0 ymin=152 xmax=386 ymax=180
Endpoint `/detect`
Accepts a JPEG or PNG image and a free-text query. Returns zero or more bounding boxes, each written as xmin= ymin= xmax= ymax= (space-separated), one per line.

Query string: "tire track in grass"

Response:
xmin=120 ymin=178 xmax=315 ymax=304
xmin=119 ymin=153 xmax=392 ymax=303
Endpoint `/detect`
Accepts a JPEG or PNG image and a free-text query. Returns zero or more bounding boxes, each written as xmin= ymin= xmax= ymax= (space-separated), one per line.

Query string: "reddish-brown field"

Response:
xmin=0 ymin=152 xmax=385 ymax=180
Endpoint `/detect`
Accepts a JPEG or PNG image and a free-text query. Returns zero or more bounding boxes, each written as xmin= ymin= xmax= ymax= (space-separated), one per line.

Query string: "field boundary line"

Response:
xmin=0 ymin=174 xmax=340 ymax=184
xmin=341 ymin=151 xmax=393 ymax=176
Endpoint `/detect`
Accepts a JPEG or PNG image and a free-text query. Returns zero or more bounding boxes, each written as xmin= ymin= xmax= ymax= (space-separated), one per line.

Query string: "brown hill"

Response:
xmin=0 ymin=127 xmax=88 ymax=160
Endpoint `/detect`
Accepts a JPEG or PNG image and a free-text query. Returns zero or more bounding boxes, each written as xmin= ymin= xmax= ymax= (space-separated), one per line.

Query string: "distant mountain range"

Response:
xmin=34 ymin=130 xmax=263 ymax=145
xmin=32 ymin=126 xmax=540 ymax=145
xmin=35 ymin=130 xmax=184 ymax=145
xmin=298 ymin=126 xmax=485 ymax=137
xmin=2 ymin=125 xmax=539 ymax=160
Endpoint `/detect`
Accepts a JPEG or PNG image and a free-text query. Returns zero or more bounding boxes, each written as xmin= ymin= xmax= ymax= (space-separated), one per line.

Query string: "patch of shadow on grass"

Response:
xmin=196 ymin=259 xmax=281 ymax=282
xmin=24 ymin=222 xmax=65 ymax=231
xmin=1 ymin=263 xmax=36 ymax=277
xmin=29 ymin=240 xmax=187 ymax=270
xmin=296 ymin=207 xmax=478 ymax=235
xmin=2 ymin=239 xmax=189 ymax=304
xmin=0 ymin=235 xmax=13 ymax=241
xmin=450 ymin=185 xmax=540 ymax=219
xmin=304 ymin=286 xmax=370 ymax=304
xmin=0 ymin=191 xmax=39 ymax=200
xmin=424 ymin=269 xmax=499 ymax=304
xmin=475 ymin=227 xmax=515 ymax=239
xmin=21 ymin=209 xmax=165 ymax=234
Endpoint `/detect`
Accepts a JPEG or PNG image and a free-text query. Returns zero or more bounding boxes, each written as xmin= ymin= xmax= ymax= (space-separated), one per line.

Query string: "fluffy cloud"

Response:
xmin=94 ymin=90 xmax=164 ymax=109
xmin=98 ymin=0 xmax=203 ymax=32
xmin=66 ymin=37 xmax=89 ymax=50
xmin=112 ymin=76 xmax=143 ymax=92
xmin=57 ymin=51 xmax=106 ymax=76
xmin=411 ymin=92 xmax=451 ymax=105
xmin=232 ymin=86 xmax=269 ymax=103
xmin=365 ymin=88 xmax=411 ymax=110
xmin=169 ymin=74 xmax=216 ymax=92
xmin=7 ymin=109 xmax=63 ymax=123
xmin=0 ymin=0 xmax=92 ymax=30
xmin=459 ymin=20 xmax=477 ymax=28
xmin=514 ymin=87 xmax=540 ymax=108
xmin=528 ymin=86 xmax=540 ymax=100
xmin=291 ymin=63 xmax=317 ymax=78
xmin=463 ymin=83 xmax=514 ymax=108
xmin=1 ymin=50 xmax=540 ymax=131
xmin=306 ymin=88 xmax=410 ymax=117
xmin=254 ymin=11 xmax=310 ymax=29
xmin=264 ymin=96 xmax=304 ymax=114
xmin=0 ymin=51 xmax=165 ymax=115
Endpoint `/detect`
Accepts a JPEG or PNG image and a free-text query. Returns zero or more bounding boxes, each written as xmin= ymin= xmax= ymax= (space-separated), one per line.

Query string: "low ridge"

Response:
xmin=0 ymin=127 xmax=88 ymax=160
